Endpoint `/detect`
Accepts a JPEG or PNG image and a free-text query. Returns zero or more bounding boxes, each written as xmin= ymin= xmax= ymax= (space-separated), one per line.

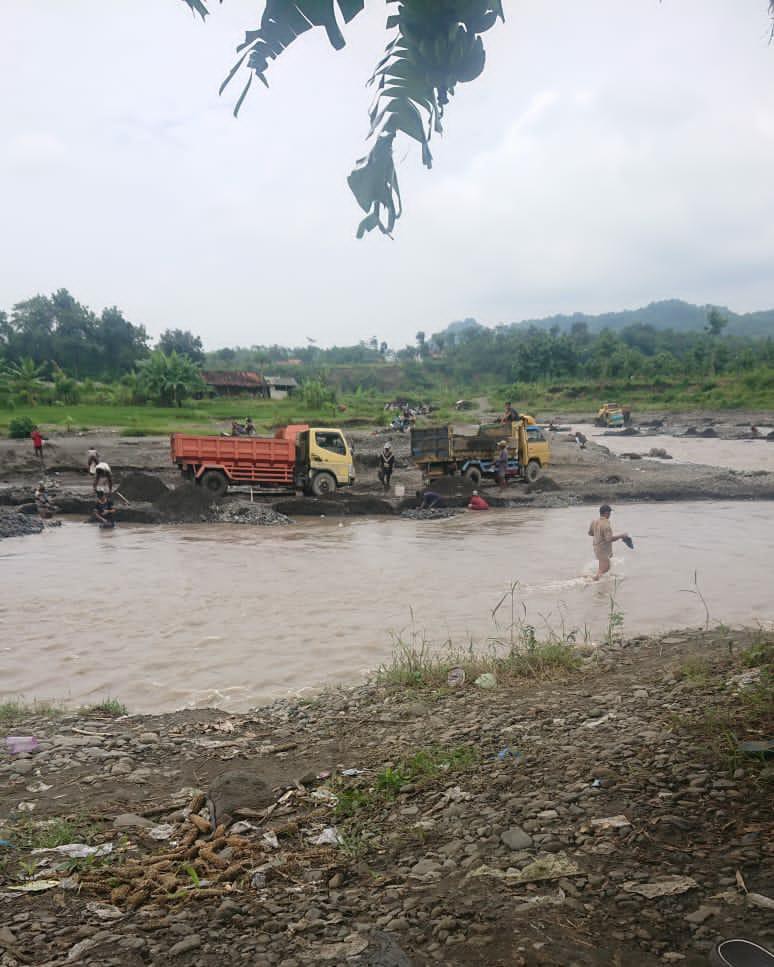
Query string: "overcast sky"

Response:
xmin=2 ymin=1 xmax=773 ymax=349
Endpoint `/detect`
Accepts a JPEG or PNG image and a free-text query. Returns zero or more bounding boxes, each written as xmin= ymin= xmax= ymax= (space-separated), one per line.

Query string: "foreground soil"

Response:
xmin=1 ymin=629 xmax=771 ymax=966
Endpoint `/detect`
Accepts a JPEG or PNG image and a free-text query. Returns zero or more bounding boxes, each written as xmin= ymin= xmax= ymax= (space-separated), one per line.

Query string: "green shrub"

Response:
xmin=8 ymin=416 xmax=35 ymax=439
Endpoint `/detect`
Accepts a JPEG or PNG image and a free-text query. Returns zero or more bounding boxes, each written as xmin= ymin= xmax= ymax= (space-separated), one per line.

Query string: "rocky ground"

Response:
xmin=1 ymin=629 xmax=771 ymax=966
xmin=1 ymin=410 xmax=774 ymax=538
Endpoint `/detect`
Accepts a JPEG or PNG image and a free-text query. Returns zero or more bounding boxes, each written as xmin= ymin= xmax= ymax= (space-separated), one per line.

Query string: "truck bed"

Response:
xmin=170 ymin=433 xmax=296 ymax=484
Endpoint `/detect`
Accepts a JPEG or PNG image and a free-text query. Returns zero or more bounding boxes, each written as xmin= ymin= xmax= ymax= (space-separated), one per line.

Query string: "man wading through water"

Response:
xmin=588 ymin=504 xmax=630 ymax=580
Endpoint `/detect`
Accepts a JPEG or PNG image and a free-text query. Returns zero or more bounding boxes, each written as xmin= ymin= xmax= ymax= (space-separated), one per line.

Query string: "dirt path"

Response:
xmin=1 ymin=629 xmax=771 ymax=965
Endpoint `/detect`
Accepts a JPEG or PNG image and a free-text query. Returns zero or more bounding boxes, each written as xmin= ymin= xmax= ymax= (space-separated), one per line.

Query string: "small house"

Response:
xmin=202 ymin=371 xmax=268 ymax=397
xmin=265 ymin=376 xmax=299 ymax=400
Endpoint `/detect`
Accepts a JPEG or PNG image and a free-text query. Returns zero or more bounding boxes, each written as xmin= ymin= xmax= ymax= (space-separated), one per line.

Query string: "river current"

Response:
xmin=1 ymin=501 xmax=772 ymax=712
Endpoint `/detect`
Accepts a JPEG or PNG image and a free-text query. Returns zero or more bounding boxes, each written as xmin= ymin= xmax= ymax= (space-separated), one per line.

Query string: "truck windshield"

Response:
xmin=315 ymin=431 xmax=346 ymax=455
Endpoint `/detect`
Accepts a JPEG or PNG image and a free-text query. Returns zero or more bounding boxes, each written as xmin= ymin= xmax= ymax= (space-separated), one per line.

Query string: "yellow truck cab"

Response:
xmin=303 ymin=427 xmax=356 ymax=494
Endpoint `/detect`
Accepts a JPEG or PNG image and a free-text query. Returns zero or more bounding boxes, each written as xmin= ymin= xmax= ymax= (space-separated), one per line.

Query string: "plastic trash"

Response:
xmin=4 ymin=736 xmax=39 ymax=755
xmin=590 ymin=815 xmax=631 ymax=830
xmin=7 ymin=879 xmax=60 ymax=892
xmin=250 ymin=870 xmax=267 ymax=889
xmin=711 ymin=939 xmax=774 ymax=967
xmin=148 ymin=824 xmax=175 ymax=841
xmin=341 ymin=768 xmax=363 ymax=777
xmin=262 ymin=830 xmax=279 ymax=850
xmin=622 ymin=535 xmax=634 ymax=549
xmin=31 ymin=843 xmax=112 ymax=859
xmin=737 ymin=739 xmax=773 ymax=759
xmin=474 ymin=673 xmax=497 ymax=690
xmin=496 ymin=748 xmax=524 ymax=764
xmin=622 ymin=874 xmax=698 ymax=898
xmin=447 ymin=666 xmax=466 ymax=687
xmin=311 ymin=826 xmax=341 ymax=846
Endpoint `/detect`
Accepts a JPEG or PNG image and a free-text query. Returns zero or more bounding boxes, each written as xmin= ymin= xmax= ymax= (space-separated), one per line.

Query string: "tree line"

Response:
xmin=0 ymin=289 xmax=205 ymax=379
xmin=0 ymin=290 xmax=207 ymax=407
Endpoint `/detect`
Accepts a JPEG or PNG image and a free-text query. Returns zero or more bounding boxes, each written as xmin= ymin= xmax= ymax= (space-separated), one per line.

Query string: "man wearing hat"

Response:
xmin=377 ymin=442 xmax=395 ymax=491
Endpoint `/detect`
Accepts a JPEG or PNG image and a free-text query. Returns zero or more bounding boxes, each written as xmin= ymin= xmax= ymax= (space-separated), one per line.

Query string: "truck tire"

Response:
xmin=525 ymin=460 xmax=541 ymax=483
xmin=311 ymin=471 xmax=336 ymax=497
xmin=200 ymin=469 xmax=228 ymax=498
xmin=464 ymin=466 xmax=482 ymax=486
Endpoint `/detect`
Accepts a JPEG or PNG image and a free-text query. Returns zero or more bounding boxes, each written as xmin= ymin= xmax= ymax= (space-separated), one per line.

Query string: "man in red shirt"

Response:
xmin=468 ymin=490 xmax=489 ymax=511
xmin=30 ymin=427 xmax=44 ymax=465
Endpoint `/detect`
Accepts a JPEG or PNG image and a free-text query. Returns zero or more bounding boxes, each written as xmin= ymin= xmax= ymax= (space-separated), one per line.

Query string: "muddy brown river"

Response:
xmin=1 ymin=502 xmax=772 ymax=713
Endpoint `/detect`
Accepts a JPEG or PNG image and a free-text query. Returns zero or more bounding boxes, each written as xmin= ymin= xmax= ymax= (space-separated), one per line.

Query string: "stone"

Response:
xmin=500 ymin=827 xmax=533 ymax=851
xmin=685 ymin=905 xmax=716 ymax=925
xmin=169 ymin=935 xmax=202 ymax=957
xmin=112 ymin=813 xmax=154 ymax=829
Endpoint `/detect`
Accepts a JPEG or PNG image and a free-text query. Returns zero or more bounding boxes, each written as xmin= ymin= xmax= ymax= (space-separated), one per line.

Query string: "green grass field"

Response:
xmin=0 ymin=397 xmax=398 ymax=437
xmin=1 ymin=371 xmax=771 ymax=438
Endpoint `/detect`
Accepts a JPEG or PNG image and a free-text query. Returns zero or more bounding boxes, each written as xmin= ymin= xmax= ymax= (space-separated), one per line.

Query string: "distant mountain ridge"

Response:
xmin=437 ymin=300 xmax=774 ymax=342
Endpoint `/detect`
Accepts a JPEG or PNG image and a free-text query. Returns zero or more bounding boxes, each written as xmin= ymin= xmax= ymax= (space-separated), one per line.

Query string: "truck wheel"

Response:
xmin=464 ymin=466 xmax=482 ymax=486
xmin=311 ymin=471 xmax=336 ymax=497
xmin=525 ymin=460 xmax=541 ymax=483
xmin=200 ymin=470 xmax=228 ymax=498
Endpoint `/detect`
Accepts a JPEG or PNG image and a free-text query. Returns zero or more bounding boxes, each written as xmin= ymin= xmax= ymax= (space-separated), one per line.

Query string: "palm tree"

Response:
xmin=137 ymin=351 xmax=204 ymax=406
xmin=8 ymin=358 xmax=45 ymax=405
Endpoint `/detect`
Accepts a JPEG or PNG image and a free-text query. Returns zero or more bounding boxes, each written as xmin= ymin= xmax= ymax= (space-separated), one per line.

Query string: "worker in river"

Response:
xmin=377 ymin=442 xmax=395 ymax=491
xmin=588 ymin=504 xmax=629 ymax=580
xmin=93 ymin=489 xmax=116 ymax=528
xmin=495 ymin=440 xmax=509 ymax=489
xmin=468 ymin=490 xmax=489 ymax=511
xmin=34 ymin=481 xmax=57 ymax=519
xmin=86 ymin=447 xmax=99 ymax=475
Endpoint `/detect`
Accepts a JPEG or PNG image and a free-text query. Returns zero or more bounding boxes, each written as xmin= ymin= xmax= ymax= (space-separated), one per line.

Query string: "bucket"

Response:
xmin=394 ymin=484 xmax=405 ymax=498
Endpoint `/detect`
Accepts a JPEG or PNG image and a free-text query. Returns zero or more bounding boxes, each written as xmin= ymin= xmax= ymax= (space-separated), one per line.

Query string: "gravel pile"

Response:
xmin=118 ymin=472 xmax=170 ymax=502
xmin=401 ymin=507 xmax=459 ymax=520
xmin=0 ymin=509 xmax=45 ymax=539
xmin=212 ymin=502 xmax=292 ymax=526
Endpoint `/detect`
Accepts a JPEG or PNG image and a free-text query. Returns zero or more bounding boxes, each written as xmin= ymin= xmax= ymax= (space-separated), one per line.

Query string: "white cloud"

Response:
xmin=0 ymin=0 xmax=772 ymax=347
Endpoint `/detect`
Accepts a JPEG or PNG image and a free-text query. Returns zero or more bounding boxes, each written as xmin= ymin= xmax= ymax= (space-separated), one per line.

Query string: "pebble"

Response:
xmin=168 ymin=935 xmax=202 ymax=956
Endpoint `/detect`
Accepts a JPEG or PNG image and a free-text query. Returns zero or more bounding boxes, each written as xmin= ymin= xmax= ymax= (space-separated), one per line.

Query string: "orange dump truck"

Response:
xmin=170 ymin=424 xmax=355 ymax=497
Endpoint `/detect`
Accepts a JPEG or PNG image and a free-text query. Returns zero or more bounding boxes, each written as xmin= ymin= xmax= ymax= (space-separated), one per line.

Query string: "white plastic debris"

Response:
xmin=474 ymin=673 xmax=497 ymax=690
xmin=148 ymin=824 xmax=175 ymax=841
xmin=31 ymin=843 xmax=112 ymax=859
xmin=7 ymin=879 xmax=59 ymax=893
xmin=311 ymin=826 xmax=341 ymax=846
xmin=623 ymin=875 xmax=698 ymax=898
xmin=262 ymin=830 xmax=280 ymax=850
xmin=447 ymin=666 xmax=466 ymax=687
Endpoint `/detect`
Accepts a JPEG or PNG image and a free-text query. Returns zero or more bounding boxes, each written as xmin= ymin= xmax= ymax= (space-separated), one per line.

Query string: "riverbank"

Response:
xmin=1 ymin=411 xmax=774 ymax=529
xmin=1 ymin=627 xmax=771 ymax=966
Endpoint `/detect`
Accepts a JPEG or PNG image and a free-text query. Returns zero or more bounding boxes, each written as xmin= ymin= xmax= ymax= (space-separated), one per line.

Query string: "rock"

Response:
xmin=113 ymin=813 xmax=154 ymax=829
xmin=410 ymin=859 xmax=441 ymax=877
xmin=500 ymin=827 xmax=533 ymax=851
xmin=685 ymin=905 xmax=716 ymax=925
xmin=215 ymin=899 xmax=243 ymax=921
xmin=169 ymin=935 xmax=202 ymax=957
xmin=206 ymin=769 xmax=273 ymax=828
